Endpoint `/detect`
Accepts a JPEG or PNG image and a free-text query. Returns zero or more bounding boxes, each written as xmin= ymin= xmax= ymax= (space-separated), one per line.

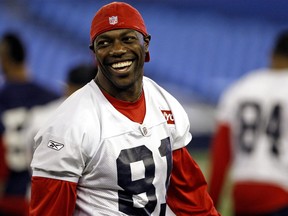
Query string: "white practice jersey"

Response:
xmin=31 ymin=77 xmax=192 ymax=216
xmin=217 ymin=69 xmax=288 ymax=190
xmin=24 ymin=98 xmax=65 ymax=168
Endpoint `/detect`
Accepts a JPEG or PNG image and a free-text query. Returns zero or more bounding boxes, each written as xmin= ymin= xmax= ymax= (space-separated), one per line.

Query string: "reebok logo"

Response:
xmin=48 ymin=140 xmax=64 ymax=151
xmin=161 ymin=110 xmax=175 ymax=124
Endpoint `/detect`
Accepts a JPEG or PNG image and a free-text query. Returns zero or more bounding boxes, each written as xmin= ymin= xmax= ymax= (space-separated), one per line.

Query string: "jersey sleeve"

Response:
xmin=167 ymin=147 xmax=220 ymax=216
xmin=144 ymin=77 xmax=192 ymax=150
xmin=170 ymin=106 xmax=192 ymax=150
xmin=31 ymin=126 xmax=85 ymax=182
xmin=167 ymin=93 xmax=192 ymax=151
xmin=161 ymin=91 xmax=192 ymax=150
xmin=29 ymin=176 xmax=77 ymax=216
xmin=30 ymin=89 xmax=99 ymax=183
xmin=208 ymin=123 xmax=231 ymax=208
xmin=30 ymin=103 xmax=97 ymax=183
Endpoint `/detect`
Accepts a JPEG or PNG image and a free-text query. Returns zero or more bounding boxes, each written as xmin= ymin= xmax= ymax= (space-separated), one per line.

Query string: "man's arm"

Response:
xmin=208 ymin=123 xmax=231 ymax=208
xmin=30 ymin=176 xmax=77 ymax=216
xmin=167 ymin=147 xmax=220 ymax=216
xmin=0 ymin=136 xmax=8 ymax=197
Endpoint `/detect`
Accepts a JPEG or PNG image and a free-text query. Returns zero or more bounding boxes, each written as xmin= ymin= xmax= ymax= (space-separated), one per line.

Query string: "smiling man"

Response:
xmin=93 ymin=28 xmax=148 ymax=102
xmin=29 ymin=2 xmax=220 ymax=215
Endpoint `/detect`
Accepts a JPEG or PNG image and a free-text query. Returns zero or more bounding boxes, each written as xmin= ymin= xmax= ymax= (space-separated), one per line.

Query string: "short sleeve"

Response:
xmin=31 ymin=124 xmax=86 ymax=183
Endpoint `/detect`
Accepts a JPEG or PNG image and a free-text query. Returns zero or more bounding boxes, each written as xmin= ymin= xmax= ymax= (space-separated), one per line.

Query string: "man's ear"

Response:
xmin=144 ymin=35 xmax=151 ymax=53
xmin=89 ymin=43 xmax=95 ymax=53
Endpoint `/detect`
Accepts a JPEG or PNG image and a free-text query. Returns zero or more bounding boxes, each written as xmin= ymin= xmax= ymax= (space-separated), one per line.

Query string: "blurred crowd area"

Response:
xmin=1 ymin=0 xmax=288 ymax=146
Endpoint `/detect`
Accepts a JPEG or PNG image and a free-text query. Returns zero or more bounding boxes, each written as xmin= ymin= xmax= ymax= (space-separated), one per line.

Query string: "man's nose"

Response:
xmin=109 ymin=40 xmax=127 ymax=56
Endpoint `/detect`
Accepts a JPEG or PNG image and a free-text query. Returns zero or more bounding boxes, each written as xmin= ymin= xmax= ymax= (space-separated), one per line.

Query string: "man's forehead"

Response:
xmin=98 ymin=29 xmax=138 ymax=36
xmin=95 ymin=29 xmax=142 ymax=40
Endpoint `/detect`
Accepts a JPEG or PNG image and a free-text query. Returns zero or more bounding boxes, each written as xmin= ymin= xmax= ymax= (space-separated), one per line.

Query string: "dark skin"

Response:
xmin=0 ymin=41 xmax=28 ymax=82
xmin=270 ymin=53 xmax=288 ymax=69
xmin=92 ymin=29 xmax=150 ymax=102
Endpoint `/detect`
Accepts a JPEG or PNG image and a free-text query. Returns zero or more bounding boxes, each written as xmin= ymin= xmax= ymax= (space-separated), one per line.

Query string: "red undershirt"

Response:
xmin=101 ymin=90 xmax=146 ymax=124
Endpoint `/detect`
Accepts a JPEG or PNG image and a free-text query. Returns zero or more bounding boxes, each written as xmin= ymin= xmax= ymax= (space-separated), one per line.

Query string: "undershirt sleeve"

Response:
xmin=167 ymin=147 xmax=220 ymax=216
xmin=0 ymin=136 xmax=8 ymax=180
xmin=29 ymin=176 xmax=77 ymax=216
xmin=208 ymin=123 xmax=231 ymax=208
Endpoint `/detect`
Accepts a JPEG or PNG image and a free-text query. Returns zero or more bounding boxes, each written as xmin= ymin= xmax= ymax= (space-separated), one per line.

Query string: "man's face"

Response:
xmin=93 ymin=29 xmax=150 ymax=92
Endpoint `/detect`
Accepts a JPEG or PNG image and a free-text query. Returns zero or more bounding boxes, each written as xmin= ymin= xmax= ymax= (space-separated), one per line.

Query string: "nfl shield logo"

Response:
xmin=109 ymin=16 xmax=118 ymax=25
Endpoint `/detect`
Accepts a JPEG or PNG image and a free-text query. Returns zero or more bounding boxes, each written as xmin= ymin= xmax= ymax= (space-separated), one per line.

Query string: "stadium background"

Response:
xmin=1 ymin=0 xmax=288 ymax=214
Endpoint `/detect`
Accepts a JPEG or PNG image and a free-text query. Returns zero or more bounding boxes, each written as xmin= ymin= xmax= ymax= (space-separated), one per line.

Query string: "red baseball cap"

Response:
xmin=90 ymin=2 xmax=150 ymax=62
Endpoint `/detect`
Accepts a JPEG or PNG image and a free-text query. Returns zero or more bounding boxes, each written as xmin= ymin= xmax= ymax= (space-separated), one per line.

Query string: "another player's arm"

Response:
xmin=167 ymin=147 xmax=220 ymax=216
xmin=0 ymin=135 xmax=8 ymax=197
xmin=29 ymin=176 xmax=77 ymax=216
xmin=208 ymin=122 xmax=231 ymax=208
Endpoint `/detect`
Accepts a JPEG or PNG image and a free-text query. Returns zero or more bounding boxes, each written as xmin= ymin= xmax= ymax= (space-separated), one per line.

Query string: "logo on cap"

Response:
xmin=109 ymin=16 xmax=118 ymax=25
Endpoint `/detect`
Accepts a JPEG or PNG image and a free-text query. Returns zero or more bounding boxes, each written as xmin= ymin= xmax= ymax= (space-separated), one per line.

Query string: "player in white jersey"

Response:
xmin=29 ymin=2 xmax=220 ymax=215
xmin=208 ymin=30 xmax=288 ymax=216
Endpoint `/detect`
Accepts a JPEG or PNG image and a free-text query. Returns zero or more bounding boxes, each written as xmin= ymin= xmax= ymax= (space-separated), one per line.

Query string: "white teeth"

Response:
xmin=111 ymin=61 xmax=132 ymax=69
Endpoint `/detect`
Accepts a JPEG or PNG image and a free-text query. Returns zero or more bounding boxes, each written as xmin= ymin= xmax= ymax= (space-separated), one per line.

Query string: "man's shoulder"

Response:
xmin=143 ymin=76 xmax=168 ymax=94
xmin=222 ymin=69 xmax=265 ymax=94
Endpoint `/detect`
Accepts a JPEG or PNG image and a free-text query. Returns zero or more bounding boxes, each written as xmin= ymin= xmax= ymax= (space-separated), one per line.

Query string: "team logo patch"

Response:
xmin=48 ymin=140 xmax=64 ymax=151
xmin=109 ymin=16 xmax=118 ymax=25
xmin=161 ymin=110 xmax=175 ymax=124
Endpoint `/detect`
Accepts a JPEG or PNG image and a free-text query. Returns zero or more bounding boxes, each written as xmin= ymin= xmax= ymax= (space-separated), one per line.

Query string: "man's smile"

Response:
xmin=110 ymin=60 xmax=133 ymax=73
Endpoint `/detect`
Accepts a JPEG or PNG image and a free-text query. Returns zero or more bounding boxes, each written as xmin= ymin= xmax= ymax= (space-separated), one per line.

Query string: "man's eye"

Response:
xmin=123 ymin=36 xmax=136 ymax=43
xmin=96 ymin=40 xmax=109 ymax=47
